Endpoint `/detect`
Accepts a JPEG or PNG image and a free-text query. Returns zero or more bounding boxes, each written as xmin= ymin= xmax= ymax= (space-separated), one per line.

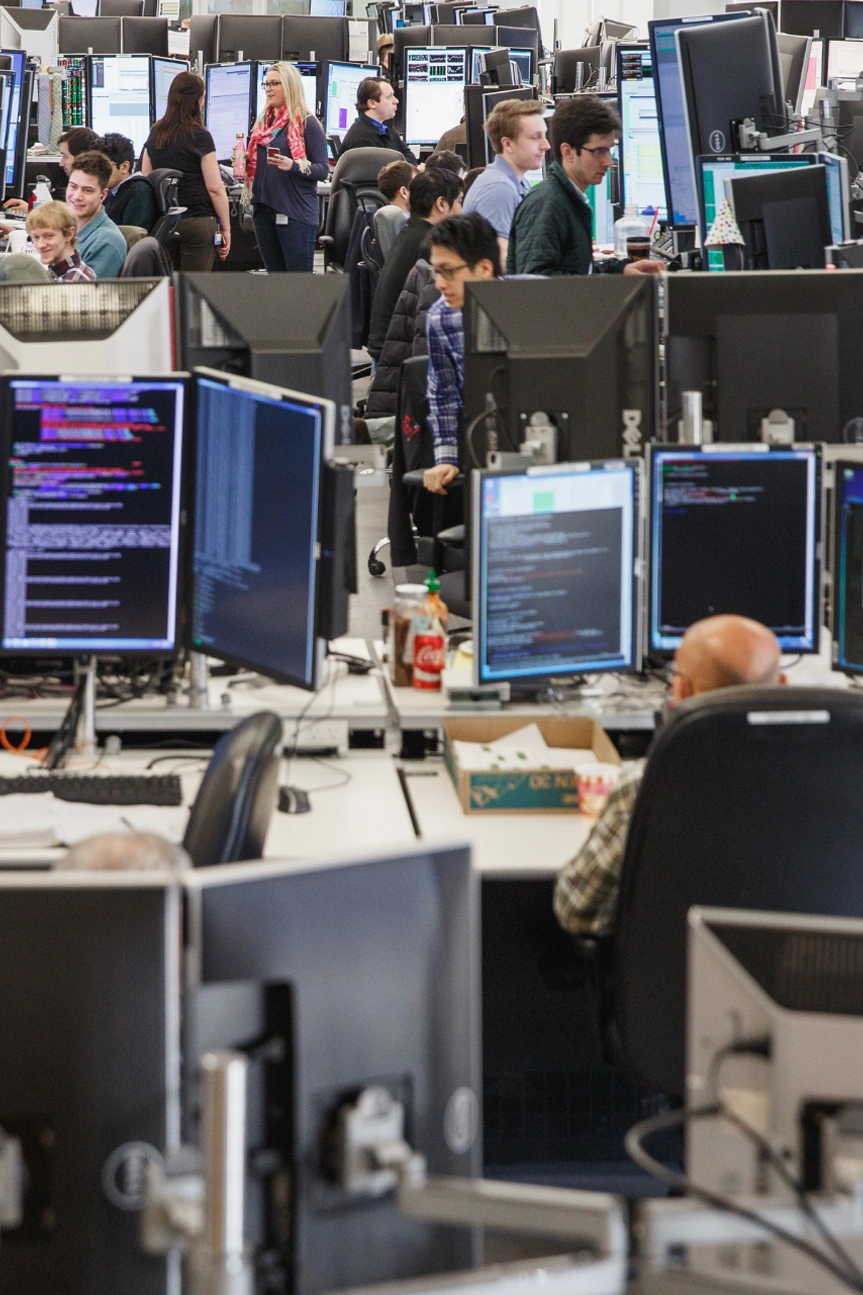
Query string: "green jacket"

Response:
xmin=507 ymin=161 xmax=625 ymax=278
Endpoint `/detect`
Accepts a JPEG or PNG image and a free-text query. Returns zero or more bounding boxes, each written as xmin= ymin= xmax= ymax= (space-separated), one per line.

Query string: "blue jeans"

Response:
xmin=252 ymin=203 xmax=316 ymax=272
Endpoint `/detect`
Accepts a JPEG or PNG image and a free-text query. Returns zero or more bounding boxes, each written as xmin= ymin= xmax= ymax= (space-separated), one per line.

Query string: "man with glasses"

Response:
xmin=507 ymin=96 xmax=662 ymax=277
xmin=553 ymin=615 xmax=787 ymax=938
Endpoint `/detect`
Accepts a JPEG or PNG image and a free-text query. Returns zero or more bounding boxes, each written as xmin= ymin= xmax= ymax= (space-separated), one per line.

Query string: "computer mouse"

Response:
xmin=278 ymin=786 xmax=311 ymax=815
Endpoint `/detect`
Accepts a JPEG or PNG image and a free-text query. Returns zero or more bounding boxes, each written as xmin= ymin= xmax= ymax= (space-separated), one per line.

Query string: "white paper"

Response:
xmin=53 ymin=801 xmax=189 ymax=847
xmin=0 ymin=792 xmax=58 ymax=847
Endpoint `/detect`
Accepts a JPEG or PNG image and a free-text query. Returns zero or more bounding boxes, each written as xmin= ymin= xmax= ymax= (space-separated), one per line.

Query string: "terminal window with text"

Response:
xmin=649 ymin=447 xmax=818 ymax=653
xmin=0 ymin=378 xmax=185 ymax=653
xmin=474 ymin=462 xmax=639 ymax=685
xmin=89 ymin=55 xmax=152 ymax=157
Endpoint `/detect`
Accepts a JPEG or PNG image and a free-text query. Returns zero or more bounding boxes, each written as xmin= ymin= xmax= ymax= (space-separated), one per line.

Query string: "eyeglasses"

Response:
xmin=264 ymin=79 xmax=281 ymax=87
xmin=432 ymin=261 xmax=469 ymax=282
xmin=580 ymin=145 xmax=614 ymax=159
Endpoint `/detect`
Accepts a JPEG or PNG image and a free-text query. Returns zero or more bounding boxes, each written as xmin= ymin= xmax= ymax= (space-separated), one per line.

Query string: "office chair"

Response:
xmin=58 ymin=15 xmax=121 ymax=52
xmin=281 ymin=14 xmax=349 ymax=61
xmin=319 ymin=146 xmax=394 ymax=272
xmin=551 ymin=47 xmax=601 ymax=93
xmin=118 ymin=235 xmax=172 ymax=276
xmin=188 ymin=13 xmax=217 ymax=68
xmin=217 ymin=13 xmax=282 ymax=61
xmin=145 ymin=167 xmax=185 ymax=250
xmin=122 ymin=14 xmax=168 ymax=54
xmin=98 ymin=0 xmax=142 ymax=16
xmin=182 ymin=711 xmax=283 ymax=868
xmin=116 ymin=224 xmax=148 ymax=250
xmin=583 ymin=685 xmax=863 ymax=1101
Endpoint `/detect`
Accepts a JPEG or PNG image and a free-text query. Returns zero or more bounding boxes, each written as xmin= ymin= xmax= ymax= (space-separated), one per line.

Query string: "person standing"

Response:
xmin=339 ymin=78 xmax=417 ymax=162
xmin=141 ymin=71 xmax=230 ymax=271
xmin=245 ymin=62 xmax=328 ymax=273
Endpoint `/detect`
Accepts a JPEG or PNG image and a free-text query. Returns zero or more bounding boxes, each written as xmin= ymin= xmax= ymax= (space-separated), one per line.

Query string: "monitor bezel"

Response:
xmin=615 ymin=40 xmax=666 ymax=224
xmin=471 ymin=457 xmax=644 ymax=688
xmin=151 ymin=54 xmax=189 ymax=123
xmin=323 ymin=59 xmax=379 ymax=139
xmin=86 ymin=52 xmax=152 ymax=159
xmin=0 ymin=371 xmax=190 ymax=659
xmin=828 ymin=448 xmax=863 ymax=676
xmin=402 ymin=44 xmax=468 ymax=147
xmin=204 ymin=58 xmax=253 ymax=162
xmin=186 ymin=366 xmax=336 ymax=693
xmin=646 ymin=441 xmax=823 ymax=658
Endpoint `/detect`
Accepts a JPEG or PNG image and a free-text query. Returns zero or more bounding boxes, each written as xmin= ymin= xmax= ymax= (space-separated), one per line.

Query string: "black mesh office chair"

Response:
xmin=118 ymin=235 xmax=172 ymax=276
xmin=58 ymin=15 xmax=121 ymax=52
xmin=122 ymin=14 xmax=168 ymax=54
xmin=146 ymin=167 xmax=185 ymax=249
xmin=188 ymin=13 xmax=217 ymax=67
xmin=217 ymin=13 xmax=282 ymax=61
xmin=551 ymin=47 xmax=602 ymax=94
xmin=588 ymin=685 xmax=863 ymax=1101
xmin=98 ymin=0 xmax=142 ymax=16
xmin=281 ymin=14 xmax=348 ymax=61
xmin=319 ymin=146 xmax=394 ymax=272
xmin=183 ymin=711 xmax=283 ymax=868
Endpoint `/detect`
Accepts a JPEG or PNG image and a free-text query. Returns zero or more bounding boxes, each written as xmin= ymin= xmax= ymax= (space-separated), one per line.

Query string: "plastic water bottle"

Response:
xmin=29 ymin=176 xmax=53 ymax=210
xmin=613 ymin=203 xmax=649 ymax=258
xmin=231 ymin=132 xmax=247 ymax=181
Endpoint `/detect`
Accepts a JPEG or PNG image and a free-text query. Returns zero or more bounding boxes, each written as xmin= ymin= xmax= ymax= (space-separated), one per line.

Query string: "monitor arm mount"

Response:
xmin=736 ymin=115 xmax=823 ymax=152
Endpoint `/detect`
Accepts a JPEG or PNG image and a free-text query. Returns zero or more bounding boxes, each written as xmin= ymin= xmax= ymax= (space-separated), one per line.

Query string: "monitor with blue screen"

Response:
xmin=2 ymin=50 xmax=25 ymax=190
xmin=0 ymin=376 xmax=186 ymax=655
xmin=325 ymin=60 xmax=378 ymax=138
xmin=310 ymin=0 xmax=345 ymax=12
xmin=472 ymin=459 xmax=642 ymax=686
xmin=649 ymin=444 xmax=820 ymax=654
xmin=617 ymin=43 xmax=666 ymax=222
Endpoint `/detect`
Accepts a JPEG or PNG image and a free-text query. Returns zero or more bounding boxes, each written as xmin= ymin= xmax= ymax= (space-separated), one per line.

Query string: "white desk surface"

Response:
xmin=401 ymin=759 xmax=591 ymax=880
xmin=0 ymin=638 xmax=389 ymax=737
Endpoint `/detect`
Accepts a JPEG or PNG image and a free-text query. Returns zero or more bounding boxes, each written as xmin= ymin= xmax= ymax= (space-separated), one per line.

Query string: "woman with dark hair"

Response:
xmin=141 ymin=70 xmax=230 ymax=271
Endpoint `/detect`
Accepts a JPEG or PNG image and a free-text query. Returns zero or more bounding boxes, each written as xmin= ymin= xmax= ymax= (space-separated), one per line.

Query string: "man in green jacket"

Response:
xmin=507 ymin=96 xmax=662 ymax=279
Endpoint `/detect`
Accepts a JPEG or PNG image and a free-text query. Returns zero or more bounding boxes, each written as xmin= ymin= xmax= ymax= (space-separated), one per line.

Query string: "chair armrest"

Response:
xmin=319 ymin=235 xmax=335 ymax=247
xmin=402 ymin=469 xmax=466 ymax=489
xmin=436 ymin=524 xmax=465 ymax=546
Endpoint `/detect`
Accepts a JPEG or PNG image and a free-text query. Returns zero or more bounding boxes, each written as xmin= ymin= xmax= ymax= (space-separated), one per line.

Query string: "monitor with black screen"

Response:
xmin=472 ymin=459 xmax=642 ymax=686
xmin=0 ymin=375 xmax=186 ymax=655
xmin=728 ymin=163 xmax=833 ymax=269
xmin=648 ymin=444 xmax=820 ymax=654
xmin=781 ymin=0 xmax=843 ymax=39
xmin=205 ymin=60 xmax=252 ymax=161
xmin=617 ymin=43 xmax=666 ymax=221
xmin=648 ymin=11 xmax=747 ymax=228
xmin=189 ymin=369 xmax=335 ymax=690
xmin=88 ymin=53 xmax=151 ymax=155
xmin=833 ymin=458 xmax=863 ymax=672
xmin=403 ymin=46 xmax=466 ymax=147
xmin=325 ymin=59 xmax=377 ymax=138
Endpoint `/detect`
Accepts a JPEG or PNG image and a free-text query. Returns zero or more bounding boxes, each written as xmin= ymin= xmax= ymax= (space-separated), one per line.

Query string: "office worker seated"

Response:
xmin=63 ymin=151 xmax=128 ymax=279
xmin=463 ymin=98 xmax=549 ymax=262
xmin=339 ymin=77 xmax=418 ymax=163
xmin=375 ymin=159 xmax=416 ymax=259
xmin=1 ymin=126 xmax=101 ymax=221
xmin=26 ymin=200 xmax=96 ymax=281
xmin=98 ymin=132 xmax=160 ymax=232
xmin=553 ymin=615 xmax=786 ymax=939
xmin=507 ymin=96 xmax=662 ymax=279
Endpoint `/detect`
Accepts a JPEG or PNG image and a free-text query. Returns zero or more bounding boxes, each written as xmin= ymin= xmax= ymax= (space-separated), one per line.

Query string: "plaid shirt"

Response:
xmin=553 ymin=761 xmax=645 ymax=937
xmin=49 ymin=252 xmax=96 ymax=282
xmin=425 ymin=296 xmax=463 ymax=467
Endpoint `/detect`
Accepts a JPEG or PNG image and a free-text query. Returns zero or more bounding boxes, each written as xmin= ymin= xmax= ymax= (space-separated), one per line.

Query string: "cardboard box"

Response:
xmin=442 ymin=716 xmax=620 ymax=815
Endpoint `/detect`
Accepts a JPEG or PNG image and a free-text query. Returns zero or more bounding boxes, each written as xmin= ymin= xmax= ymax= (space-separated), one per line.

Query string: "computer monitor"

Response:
xmin=5 ymin=63 xmax=30 ymax=198
xmin=0 ymin=7 xmax=57 ymax=66
xmin=281 ymin=15 xmax=349 ymax=63
xmin=617 ymin=43 xmax=666 ymax=222
xmin=255 ymin=58 xmax=318 ymax=122
xmin=470 ymin=43 xmax=531 ymax=83
xmin=59 ymin=53 xmax=87 ymax=127
xmin=801 ymin=36 xmax=825 ymax=116
xmin=324 ymin=59 xmax=377 ymax=138
xmin=310 ymin=0 xmax=345 ymax=13
xmin=88 ymin=53 xmax=151 ymax=156
xmin=403 ymin=46 xmax=466 ymax=147
xmin=1 ymin=49 xmax=25 ymax=191
xmin=464 ymin=81 xmax=534 ymax=166
xmin=186 ymin=844 xmax=477 ymax=1292
xmin=0 ymin=874 xmax=180 ymax=1292
xmin=477 ymin=44 xmax=520 ymax=85
xmin=697 ymin=152 xmax=848 ymax=268
xmin=216 ymin=13 xmax=281 ymax=62
xmin=826 ymin=35 xmax=863 ymax=83
xmin=462 ymin=276 xmax=656 ymax=464
xmin=676 ymin=13 xmax=784 ymax=161
xmin=777 ymin=30 xmax=811 ymax=109
xmin=152 ymin=55 xmax=187 ymax=123
xmin=648 ymin=12 xmax=747 ymax=228
xmin=781 ymin=0 xmax=844 ymax=39
xmin=648 ymin=443 xmax=820 ymax=654
xmin=728 ymin=163 xmax=833 ymax=270
xmin=832 ymin=458 xmax=863 ymax=671
xmin=460 ymin=5 xmax=496 ymax=23
xmin=205 ymin=59 xmax=252 ymax=162
xmin=472 ymin=459 xmax=642 ymax=686
xmin=0 ymin=375 xmax=186 ymax=655
xmin=189 ymin=369 xmax=334 ymax=689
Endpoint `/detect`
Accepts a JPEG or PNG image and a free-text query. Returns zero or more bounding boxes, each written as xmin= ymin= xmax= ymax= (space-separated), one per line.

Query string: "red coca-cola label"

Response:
xmin=413 ymin=633 xmax=444 ymax=689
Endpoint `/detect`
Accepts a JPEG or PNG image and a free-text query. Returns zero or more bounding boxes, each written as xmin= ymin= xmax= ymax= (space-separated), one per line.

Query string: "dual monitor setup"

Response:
xmin=57 ymin=52 xmax=189 ymax=153
xmin=0 ymin=370 xmax=342 ymax=692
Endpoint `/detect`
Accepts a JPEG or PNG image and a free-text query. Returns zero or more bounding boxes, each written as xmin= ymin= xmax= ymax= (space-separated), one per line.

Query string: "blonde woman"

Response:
xmin=246 ymin=62 xmax=328 ymax=272
xmin=26 ymin=200 xmax=96 ymax=281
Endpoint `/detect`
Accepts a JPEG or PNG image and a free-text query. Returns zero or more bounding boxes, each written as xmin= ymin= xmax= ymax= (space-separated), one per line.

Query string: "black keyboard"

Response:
xmin=0 ymin=773 xmax=184 ymax=806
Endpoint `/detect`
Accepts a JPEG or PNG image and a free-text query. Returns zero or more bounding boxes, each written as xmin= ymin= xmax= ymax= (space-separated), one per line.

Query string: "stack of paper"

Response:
xmin=0 ymin=794 xmax=188 ymax=850
xmin=452 ymin=723 xmax=598 ymax=773
xmin=0 ymin=792 xmax=58 ymax=848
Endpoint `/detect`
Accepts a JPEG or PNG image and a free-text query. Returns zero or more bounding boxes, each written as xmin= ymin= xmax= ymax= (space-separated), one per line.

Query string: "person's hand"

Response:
xmin=269 ymin=154 xmax=294 ymax=171
xmin=624 ymin=259 xmax=664 ymax=275
xmin=423 ymin=464 xmax=459 ymax=495
xmin=3 ymin=198 xmax=26 ymax=213
xmin=0 ymin=220 xmax=18 ymax=235
xmin=217 ymin=225 xmax=231 ymax=260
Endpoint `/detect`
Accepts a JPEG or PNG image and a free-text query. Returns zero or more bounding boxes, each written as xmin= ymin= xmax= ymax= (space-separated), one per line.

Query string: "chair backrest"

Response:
xmin=116 ymin=223 xmax=148 ymax=250
xmin=188 ymin=12 xmax=217 ymax=66
xmin=99 ymin=0 xmax=142 ymax=15
xmin=281 ymin=14 xmax=348 ymax=61
xmin=118 ymin=234 xmax=172 ymax=276
xmin=182 ymin=711 xmax=283 ymax=868
xmin=611 ymin=685 xmax=863 ymax=1099
xmin=58 ymin=14 xmax=121 ymax=52
xmin=150 ymin=205 xmax=185 ymax=249
xmin=217 ymin=12 xmax=281 ymax=61
xmin=122 ymin=14 xmax=167 ymax=53
xmin=145 ymin=166 xmax=181 ymax=215
xmin=552 ymin=47 xmax=601 ymax=93
xmin=323 ymin=147 xmax=395 ymax=269
xmin=494 ymin=5 xmax=539 ymax=27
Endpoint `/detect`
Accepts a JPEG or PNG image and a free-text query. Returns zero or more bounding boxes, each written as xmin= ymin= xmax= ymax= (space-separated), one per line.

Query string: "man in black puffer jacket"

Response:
xmin=364 ymin=259 xmax=439 ymax=419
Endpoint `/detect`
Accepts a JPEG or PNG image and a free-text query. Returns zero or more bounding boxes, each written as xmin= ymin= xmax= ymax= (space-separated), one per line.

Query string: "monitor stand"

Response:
xmin=74 ymin=655 xmax=97 ymax=758
xmin=188 ymin=651 xmax=210 ymax=710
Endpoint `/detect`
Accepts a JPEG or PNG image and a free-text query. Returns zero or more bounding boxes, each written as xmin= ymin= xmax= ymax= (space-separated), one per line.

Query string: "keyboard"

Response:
xmin=0 ymin=773 xmax=184 ymax=806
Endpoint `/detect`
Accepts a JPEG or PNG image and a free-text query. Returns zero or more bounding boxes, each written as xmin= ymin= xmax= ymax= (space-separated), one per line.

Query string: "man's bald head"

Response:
xmin=671 ymin=615 xmax=784 ymax=702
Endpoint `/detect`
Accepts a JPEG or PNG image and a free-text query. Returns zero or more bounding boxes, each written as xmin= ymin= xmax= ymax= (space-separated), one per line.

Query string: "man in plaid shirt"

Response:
xmin=554 ymin=615 xmax=786 ymax=937
xmin=26 ymin=201 xmax=96 ymax=282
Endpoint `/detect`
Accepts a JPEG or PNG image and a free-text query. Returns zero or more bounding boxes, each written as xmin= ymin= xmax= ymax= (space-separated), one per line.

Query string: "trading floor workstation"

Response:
xmin=5 ymin=0 xmax=863 ymax=1293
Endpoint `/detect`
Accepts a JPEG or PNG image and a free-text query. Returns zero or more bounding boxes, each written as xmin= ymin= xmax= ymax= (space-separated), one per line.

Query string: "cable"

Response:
xmin=44 ymin=674 xmax=87 ymax=771
xmin=306 ymin=756 xmax=353 ymax=793
xmin=626 ymin=1107 xmax=863 ymax=1292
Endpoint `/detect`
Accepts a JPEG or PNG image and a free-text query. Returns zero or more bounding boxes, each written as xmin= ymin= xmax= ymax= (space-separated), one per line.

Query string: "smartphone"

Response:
xmin=267 ymin=147 xmax=280 ymax=160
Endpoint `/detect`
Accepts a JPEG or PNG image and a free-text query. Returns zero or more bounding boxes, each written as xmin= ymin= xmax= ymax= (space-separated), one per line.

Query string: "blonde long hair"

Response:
xmin=257 ymin=62 xmax=309 ymax=126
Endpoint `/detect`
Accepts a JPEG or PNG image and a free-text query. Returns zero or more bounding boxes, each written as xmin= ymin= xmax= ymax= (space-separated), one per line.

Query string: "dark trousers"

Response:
xmin=171 ymin=216 xmax=217 ymax=272
xmin=252 ymin=203 xmax=316 ymax=272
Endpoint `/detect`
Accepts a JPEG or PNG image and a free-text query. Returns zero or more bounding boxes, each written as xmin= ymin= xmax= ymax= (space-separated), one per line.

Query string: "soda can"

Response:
xmin=412 ymin=632 xmax=445 ymax=690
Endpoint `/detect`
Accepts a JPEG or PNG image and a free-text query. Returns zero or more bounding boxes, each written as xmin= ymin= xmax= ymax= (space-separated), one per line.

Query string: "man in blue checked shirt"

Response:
xmin=422 ymin=213 xmax=501 ymax=496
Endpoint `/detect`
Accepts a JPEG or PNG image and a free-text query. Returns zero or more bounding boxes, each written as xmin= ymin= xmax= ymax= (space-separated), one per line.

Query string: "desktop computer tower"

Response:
xmin=177 ymin=273 xmax=354 ymax=445
xmin=462 ymin=276 xmax=657 ymax=464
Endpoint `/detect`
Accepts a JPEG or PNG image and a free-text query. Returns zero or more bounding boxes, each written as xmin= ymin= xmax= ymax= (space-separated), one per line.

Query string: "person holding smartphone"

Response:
xmin=245 ymin=62 xmax=328 ymax=273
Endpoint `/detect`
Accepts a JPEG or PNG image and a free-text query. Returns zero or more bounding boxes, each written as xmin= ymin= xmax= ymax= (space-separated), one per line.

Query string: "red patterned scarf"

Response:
xmin=245 ymin=105 xmax=307 ymax=188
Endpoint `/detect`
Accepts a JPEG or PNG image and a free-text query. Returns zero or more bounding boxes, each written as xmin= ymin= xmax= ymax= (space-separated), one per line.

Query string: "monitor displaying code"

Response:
xmin=650 ymin=447 xmax=818 ymax=652
xmin=1 ymin=378 xmax=185 ymax=653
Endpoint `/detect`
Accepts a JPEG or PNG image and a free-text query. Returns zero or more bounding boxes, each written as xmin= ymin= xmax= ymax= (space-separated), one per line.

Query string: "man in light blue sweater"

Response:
xmin=64 ymin=150 xmax=127 ymax=279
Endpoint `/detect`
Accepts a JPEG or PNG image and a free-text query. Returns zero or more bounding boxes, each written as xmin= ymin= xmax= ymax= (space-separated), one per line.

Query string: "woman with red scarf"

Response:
xmin=246 ymin=62 xmax=328 ymax=273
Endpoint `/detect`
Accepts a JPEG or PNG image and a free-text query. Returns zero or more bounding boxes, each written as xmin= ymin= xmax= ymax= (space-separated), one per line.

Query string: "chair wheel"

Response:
xmin=368 ymin=558 xmax=386 ymax=577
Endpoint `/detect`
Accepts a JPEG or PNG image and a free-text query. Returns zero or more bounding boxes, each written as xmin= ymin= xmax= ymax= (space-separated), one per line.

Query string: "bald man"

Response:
xmin=553 ymin=615 xmax=786 ymax=938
